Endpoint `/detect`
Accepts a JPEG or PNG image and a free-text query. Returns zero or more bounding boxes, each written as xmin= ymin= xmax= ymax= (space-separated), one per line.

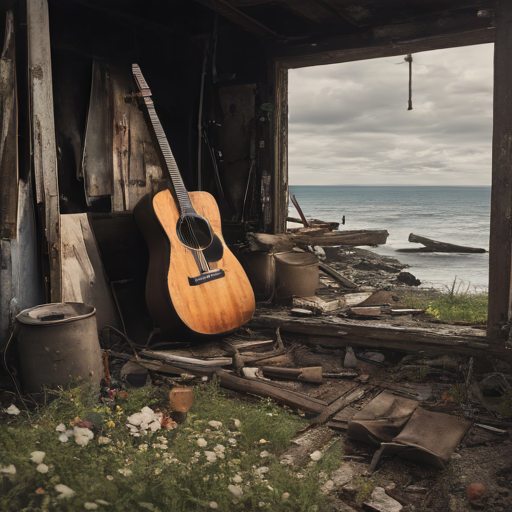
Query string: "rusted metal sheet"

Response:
xmin=111 ymin=65 xmax=165 ymax=211
xmin=82 ymin=59 xmax=113 ymax=204
xmin=27 ymin=0 xmax=61 ymax=301
xmin=0 ymin=10 xmax=17 ymax=240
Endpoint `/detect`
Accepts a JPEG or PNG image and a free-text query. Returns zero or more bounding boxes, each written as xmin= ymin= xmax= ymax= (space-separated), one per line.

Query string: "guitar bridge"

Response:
xmin=188 ymin=269 xmax=225 ymax=286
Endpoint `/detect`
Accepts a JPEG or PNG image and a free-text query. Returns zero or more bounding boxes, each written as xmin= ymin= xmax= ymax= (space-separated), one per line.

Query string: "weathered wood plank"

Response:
xmin=61 ymin=214 xmax=123 ymax=332
xmin=82 ymin=59 xmax=113 ymax=203
xmin=27 ymin=0 xmax=61 ymax=301
xmin=488 ymin=0 xmax=512 ymax=340
xmin=291 ymin=229 xmax=388 ymax=246
xmin=0 ymin=10 xmax=17 ymax=239
xmin=318 ymin=262 xmax=358 ymax=289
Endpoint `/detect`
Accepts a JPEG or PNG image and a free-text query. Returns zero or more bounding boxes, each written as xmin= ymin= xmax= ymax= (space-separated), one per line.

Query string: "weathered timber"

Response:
xmin=27 ymin=0 xmax=61 ymax=301
xmin=250 ymin=315 xmax=510 ymax=358
xmin=291 ymin=229 xmax=388 ymax=246
xmin=287 ymin=217 xmax=340 ymax=230
xmin=318 ymin=262 xmax=358 ymax=289
xmin=260 ymin=366 xmax=323 ymax=383
xmin=0 ymin=11 xmax=17 ymax=239
xmin=488 ymin=0 xmax=512 ymax=339
xmin=400 ymin=233 xmax=486 ymax=253
xmin=216 ymin=370 xmax=328 ymax=414
xmin=290 ymin=194 xmax=309 ymax=227
xmin=273 ymin=10 xmax=495 ymax=69
xmin=140 ymin=350 xmax=232 ymax=368
xmin=247 ymin=232 xmax=294 ymax=253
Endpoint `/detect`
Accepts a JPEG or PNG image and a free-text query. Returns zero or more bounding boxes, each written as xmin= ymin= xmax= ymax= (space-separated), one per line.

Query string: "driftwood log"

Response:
xmin=291 ymin=229 xmax=388 ymax=247
xmin=318 ymin=262 xmax=358 ymax=289
xmin=399 ymin=233 xmax=487 ymax=253
xmin=287 ymin=217 xmax=340 ymax=231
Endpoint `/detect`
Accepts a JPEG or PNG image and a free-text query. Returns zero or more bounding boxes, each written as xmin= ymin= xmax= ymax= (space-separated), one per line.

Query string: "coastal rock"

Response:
xmin=396 ymin=271 xmax=421 ymax=286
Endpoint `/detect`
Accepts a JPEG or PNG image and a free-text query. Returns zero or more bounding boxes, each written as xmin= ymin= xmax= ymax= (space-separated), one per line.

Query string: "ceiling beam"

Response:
xmin=194 ymin=0 xmax=287 ymax=40
xmin=271 ymin=8 xmax=495 ymax=68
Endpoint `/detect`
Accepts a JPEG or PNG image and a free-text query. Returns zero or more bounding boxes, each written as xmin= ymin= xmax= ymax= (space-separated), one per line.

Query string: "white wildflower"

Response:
xmin=84 ymin=503 xmax=98 ymax=510
xmin=74 ymin=427 xmax=94 ymax=446
xmin=213 ymin=445 xmax=225 ymax=458
xmin=55 ymin=423 xmax=66 ymax=432
xmin=138 ymin=444 xmax=149 ymax=452
xmin=118 ymin=468 xmax=133 ymax=477
xmin=0 ymin=465 xmax=16 ymax=475
xmin=36 ymin=464 xmax=49 ymax=474
xmin=209 ymin=502 xmax=219 ymax=509
xmin=5 ymin=404 xmax=20 ymax=415
xmin=30 ymin=451 xmax=45 ymax=464
xmin=204 ymin=451 xmax=217 ymax=463
xmin=154 ymin=468 xmax=162 ymax=475
xmin=310 ymin=450 xmax=323 ymax=461
xmin=55 ymin=484 xmax=76 ymax=499
xmin=157 ymin=436 xmax=168 ymax=443
xmin=197 ymin=438 xmax=207 ymax=447
xmin=98 ymin=436 xmax=112 ymax=445
xmin=228 ymin=484 xmax=243 ymax=497
xmin=58 ymin=433 xmax=69 ymax=443
xmin=260 ymin=451 xmax=269 ymax=458
xmin=208 ymin=420 xmax=222 ymax=429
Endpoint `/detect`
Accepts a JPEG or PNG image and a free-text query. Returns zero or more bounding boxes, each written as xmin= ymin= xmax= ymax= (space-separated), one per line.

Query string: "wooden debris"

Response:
xmin=260 ymin=366 xmax=323 ymax=383
xmin=247 ymin=232 xmax=294 ymax=253
xmin=318 ymin=262 xmax=358 ymax=289
xmin=291 ymin=308 xmax=316 ymax=317
xmin=291 ymin=229 xmax=388 ymax=247
xmin=340 ymin=292 xmax=374 ymax=307
xmin=475 ymin=423 xmax=508 ymax=434
xmin=215 ymin=370 xmax=328 ymax=414
xmin=287 ymin=217 xmax=340 ymax=230
xmin=290 ymin=194 xmax=310 ymax=227
xmin=293 ymin=296 xmax=341 ymax=313
xmin=399 ymin=233 xmax=487 ymax=253
xmin=140 ymin=350 xmax=232 ymax=368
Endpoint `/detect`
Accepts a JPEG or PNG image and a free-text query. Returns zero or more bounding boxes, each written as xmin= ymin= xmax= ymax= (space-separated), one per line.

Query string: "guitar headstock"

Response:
xmin=132 ymin=64 xmax=152 ymax=97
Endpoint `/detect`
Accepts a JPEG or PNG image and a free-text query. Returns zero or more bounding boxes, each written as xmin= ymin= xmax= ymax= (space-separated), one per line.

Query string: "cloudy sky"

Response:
xmin=288 ymin=43 xmax=494 ymax=186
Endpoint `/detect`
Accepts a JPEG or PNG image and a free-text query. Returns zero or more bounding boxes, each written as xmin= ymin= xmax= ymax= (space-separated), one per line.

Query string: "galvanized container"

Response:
xmin=274 ymin=252 xmax=319 ymax=299
xmin=16 ymin=303 xmax=103 ymax=392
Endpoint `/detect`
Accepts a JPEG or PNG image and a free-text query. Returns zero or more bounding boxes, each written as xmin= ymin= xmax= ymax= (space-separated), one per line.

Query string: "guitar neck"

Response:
xmin=132 ymin=64 xmax=193 ymax=214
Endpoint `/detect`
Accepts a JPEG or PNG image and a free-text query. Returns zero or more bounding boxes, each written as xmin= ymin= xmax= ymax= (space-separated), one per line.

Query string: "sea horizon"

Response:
xmin=289 ymin=185 xmax=491 ymax=290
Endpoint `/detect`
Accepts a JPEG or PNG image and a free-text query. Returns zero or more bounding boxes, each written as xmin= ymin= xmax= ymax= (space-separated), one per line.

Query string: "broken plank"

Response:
xmin=250 ymin=315 xmax=509 ymax=358
xmin=319 ymin=262 xmax=358 ymax=289
xmin=140 ymin=349 xmax=232 ymax=368
xmin=260 ymin=366 xmax=323 ymax=383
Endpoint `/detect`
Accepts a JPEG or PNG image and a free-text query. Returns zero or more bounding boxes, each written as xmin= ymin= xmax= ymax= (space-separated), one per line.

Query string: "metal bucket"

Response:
xmin=15 ymin=303 xmax=103 ymax=392
xmin=275 ymin=252 xmax=319 ymax=299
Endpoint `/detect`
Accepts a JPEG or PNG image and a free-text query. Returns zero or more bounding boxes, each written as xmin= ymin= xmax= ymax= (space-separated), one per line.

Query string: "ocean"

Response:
xmin=289 ymin=186 xmax=491 ymax=291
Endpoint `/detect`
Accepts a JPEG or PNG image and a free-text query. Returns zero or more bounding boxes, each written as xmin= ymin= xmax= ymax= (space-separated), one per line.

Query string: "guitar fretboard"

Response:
xmin=132 ymin=64 xmax=193 ymax=214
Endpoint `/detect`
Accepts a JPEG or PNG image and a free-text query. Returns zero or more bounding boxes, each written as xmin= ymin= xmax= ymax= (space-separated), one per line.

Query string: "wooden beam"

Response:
xmin=194 ymin=0 xmax=286 ymax=40
xmin=0 ymin=10 xmax=17 ymax=240
xmin=272 ymin=11 xmax=495 ymax=69
xmin=27 ymin=0 xmax=61 ymax=302
xmin=488 ymin=0 xmax=512 ymax=340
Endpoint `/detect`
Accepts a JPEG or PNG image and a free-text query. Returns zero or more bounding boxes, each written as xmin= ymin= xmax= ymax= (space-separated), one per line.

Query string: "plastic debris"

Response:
xmin=30 ymin=451 xmax=45 ymax=464
xmin=55 ymin=484 xmax=76 ymax=499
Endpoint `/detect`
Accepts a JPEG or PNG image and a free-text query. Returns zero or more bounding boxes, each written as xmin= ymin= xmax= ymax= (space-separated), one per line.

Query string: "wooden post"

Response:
xmin=27 ymin=0 xmax=61 ymax=302
xmin=488 ymin=0 xmax=512 ymax=339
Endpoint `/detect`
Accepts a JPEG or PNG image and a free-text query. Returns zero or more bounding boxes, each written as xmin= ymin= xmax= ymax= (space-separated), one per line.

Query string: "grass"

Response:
xmin=0 ymin=381 xmax=343 ymax=512
xmin=399 ymin=278 xmax=488 ymax=325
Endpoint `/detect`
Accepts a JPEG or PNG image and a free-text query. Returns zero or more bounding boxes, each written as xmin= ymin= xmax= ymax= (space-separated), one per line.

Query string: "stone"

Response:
xmin=467 ymin=483 xmax=486 ymax=502
xmin=365 ymin=487 xmax=403 ymax=512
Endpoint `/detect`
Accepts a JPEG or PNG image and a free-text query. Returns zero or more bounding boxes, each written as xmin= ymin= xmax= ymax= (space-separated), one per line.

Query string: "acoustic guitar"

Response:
xmin=132 ymin=64 xmax=255 ymax=337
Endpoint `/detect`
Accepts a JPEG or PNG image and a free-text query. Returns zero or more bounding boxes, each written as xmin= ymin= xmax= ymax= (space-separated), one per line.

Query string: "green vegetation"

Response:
xmin=0 ymin=381 xmax=343 ymax=512
xmin=399 ymin=278 xmax=488 ymax=325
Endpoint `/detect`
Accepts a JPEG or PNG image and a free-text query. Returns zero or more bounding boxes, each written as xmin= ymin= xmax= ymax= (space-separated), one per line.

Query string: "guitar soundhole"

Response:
xmin=176 ymin=214 xmax=214 ymax=250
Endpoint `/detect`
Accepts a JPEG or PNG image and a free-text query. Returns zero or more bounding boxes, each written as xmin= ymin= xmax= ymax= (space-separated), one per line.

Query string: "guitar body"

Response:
xmin=134 ymin=189 xmax=255 ymax=337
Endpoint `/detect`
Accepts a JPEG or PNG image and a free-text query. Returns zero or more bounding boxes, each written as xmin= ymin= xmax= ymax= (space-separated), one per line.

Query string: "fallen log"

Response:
xmin=291 ymin=229 xmax=388 ymax=247
xmin=399 ymin=233 xmax=487 ymax=253
xmin=260 ymin=366 xmax=323 ymax=383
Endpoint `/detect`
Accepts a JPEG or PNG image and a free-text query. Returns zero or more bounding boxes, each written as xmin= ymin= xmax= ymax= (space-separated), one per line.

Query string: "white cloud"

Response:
xmin=288 ymin=43 xmax=494 ymax=185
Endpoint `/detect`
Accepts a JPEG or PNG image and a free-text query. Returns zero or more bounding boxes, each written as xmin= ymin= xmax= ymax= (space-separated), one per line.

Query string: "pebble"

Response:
xmin=55 ymin=484 xmax=76 ymax=499
xmin=30 ymin=451 xmax=46 ymax=464
xmin=36 ymin=464 xmax=49 ymax=474
xmin=208 ymin=421 xmax=222 ymax=430
xmin=467 ymin=483 xmax=486 ymax=502
xmin=310 ymin=450 xmax=323 ymax=461
xmin=228 ymin=484 xmax=243 ymax=497
xmin=5 ymin=404 xmax=20 ymax=415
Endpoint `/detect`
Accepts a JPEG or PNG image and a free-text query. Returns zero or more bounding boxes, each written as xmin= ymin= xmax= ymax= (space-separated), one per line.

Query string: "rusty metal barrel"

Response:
xmin=15 ymin=303 xmax=103 ymax=392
